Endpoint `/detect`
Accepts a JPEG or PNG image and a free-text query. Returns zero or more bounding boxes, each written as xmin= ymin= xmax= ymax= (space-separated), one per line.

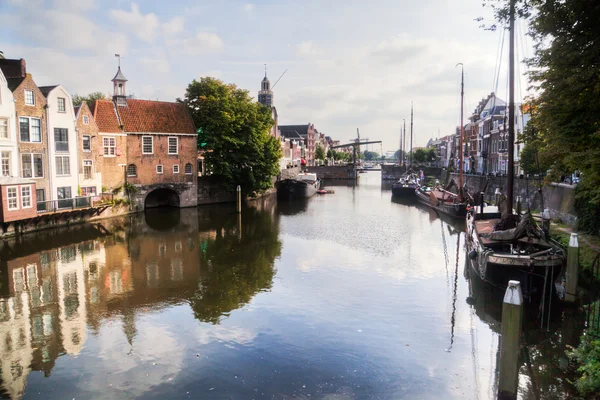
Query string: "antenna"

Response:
xmin=264 ymin=64 xmax=267 ymax=78
xmin=115 ymin=54 xmax=123 ymax=68
xmin=272 ymin=69 xmax=288 ymax=89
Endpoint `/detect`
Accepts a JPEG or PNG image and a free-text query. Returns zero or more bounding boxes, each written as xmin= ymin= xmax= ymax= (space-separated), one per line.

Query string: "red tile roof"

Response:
xmin=118 ymin=99 xmax=196 ymax=134
xmin=90 ymin=100 xmax=122 ymax=133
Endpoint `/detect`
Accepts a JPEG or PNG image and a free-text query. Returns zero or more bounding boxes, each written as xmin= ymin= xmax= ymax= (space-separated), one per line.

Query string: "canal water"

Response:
xmin=0 ymin=172 xmax=582 ymax=399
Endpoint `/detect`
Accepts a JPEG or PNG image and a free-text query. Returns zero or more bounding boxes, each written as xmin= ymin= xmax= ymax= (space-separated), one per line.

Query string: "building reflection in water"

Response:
xmin=0 ymin=199 xmax=280 ymax=399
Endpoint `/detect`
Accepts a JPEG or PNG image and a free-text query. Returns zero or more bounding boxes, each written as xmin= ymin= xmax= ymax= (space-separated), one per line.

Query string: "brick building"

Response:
xmin=0 ymin=59 xmax=50 ymax=204
xmin=279 ymin=123 xmax=317 ymax=165
xmin=0 ymin=67 xmax=19 ymax=178
xmin=74 ymin=102 xmax=102 ymax=196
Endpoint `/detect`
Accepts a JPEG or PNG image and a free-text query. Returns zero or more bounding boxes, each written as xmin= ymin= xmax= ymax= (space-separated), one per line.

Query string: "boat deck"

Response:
xmin=474 ymin=219 xmax=501 ymax=245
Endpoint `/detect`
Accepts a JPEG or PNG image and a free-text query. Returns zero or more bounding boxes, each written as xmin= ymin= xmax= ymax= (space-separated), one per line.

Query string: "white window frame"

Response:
xmin=103 ymin=136 xmax=116 ymax=157
xmin=0 ymin=117 xmax=8 ymax=139
xmin=19 ymin=117 xmax=42 ymax=143
xmin=24 ymin=90 xmax=35 ymax=106
xmin=142 ymin=136 xmax=153 ymax=154
xmin=21 ymin=153 xmax=43 ymax=178
xmin=173 ymin=164 xmax=180 ymax=174
xmin=184 ymin=163 xmax=193 ymax=175
xmin=7 ymin=186 xmax=18 ymax=210
xmin=168 ymin=137 xmax=178 ymax=155
xmin=83 ymin=159 xmax=93 ymax=180
xmin=1 ymin=151 xmax=10 ymax=177
xmin=83 ymin=115 xmax=89 ymax=125
xmin=57 ymin=97 xmax=66 ymax=113
xmin=156 ymin=164 xmax=163 ymax=174
xmin=21 ymin=185 xmax=31 ymax=209
xmin=82 ymin=135 xmax=91 ymax=152
xmin=55 ymin=156 xmax=70 ymax=176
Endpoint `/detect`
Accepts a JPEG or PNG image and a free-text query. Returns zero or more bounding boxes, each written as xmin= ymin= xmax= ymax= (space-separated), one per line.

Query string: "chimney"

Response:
xmin=20 ymin=58 xmax=26 ymax=76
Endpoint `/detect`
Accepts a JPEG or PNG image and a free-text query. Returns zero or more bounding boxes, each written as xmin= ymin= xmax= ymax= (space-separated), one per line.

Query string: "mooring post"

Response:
xmin=236 ymin=185 xmax=242 ymax=214
xmin=515 ymin=196 xmax=521 ymax=215
xmin=495 ymin=187 xmax=501 ymax=206
xmin=565 ymin=233 xmax=579 ymax=303
xmin=480 ymin=192 xmax=485 ymax=214
xmin=498 ymin=280 xmax=523 ymax=399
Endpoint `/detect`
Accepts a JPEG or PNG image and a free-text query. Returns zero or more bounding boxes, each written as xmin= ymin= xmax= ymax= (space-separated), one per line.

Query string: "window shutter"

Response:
xmin=116 ymin=147 xmax=122 ymax=156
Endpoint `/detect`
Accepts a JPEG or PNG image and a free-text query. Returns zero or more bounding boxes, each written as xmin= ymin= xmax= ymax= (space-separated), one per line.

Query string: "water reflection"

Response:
xmin=0 ymin=205 xmax=280 ymax=399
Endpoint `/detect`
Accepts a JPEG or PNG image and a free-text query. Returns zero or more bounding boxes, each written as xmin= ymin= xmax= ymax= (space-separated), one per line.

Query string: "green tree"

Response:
xmin=363 ymin=150 xmax=379 ymax=161
xmin=426 ymin=148 xmax=437 ymax=162
xmin=519 ymin=141 xmax=550 ymax=176
xmin=72 ymin=91 xmax=108 ymax=106
xmin=181 ymin=77 xmax=281 ymax=195
xmin=315 ymin=144 xmax=325 ymax=161
xmin=413 ymin=148 xmax=427 ymax=163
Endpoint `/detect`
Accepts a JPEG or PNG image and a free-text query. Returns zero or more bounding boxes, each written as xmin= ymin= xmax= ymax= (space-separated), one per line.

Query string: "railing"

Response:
xmin=37 ymin=196 xmax=93 ymax=214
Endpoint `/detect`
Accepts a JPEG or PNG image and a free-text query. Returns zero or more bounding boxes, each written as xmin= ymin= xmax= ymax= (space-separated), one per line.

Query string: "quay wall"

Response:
xmin=450 ymin=173 xmax=576 ymax=225
xmin=306 ymin=165 xmax=356 ymax=179
xmin=381 ymin=165 xmax=445 ymax=181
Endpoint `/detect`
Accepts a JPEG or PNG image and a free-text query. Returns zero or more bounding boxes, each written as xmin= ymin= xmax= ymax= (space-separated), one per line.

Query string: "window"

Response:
xmin=156 ymin=164 xmax=163 ymax=174
xmin=83 ymin=160 xmax=93 ymax=180
xmin=1 ymin=151 xmax=10 ymax=176
xmin=103 ymin=137 xmax=116 ymax=156
xmin=57 ymin=187 xmax=72 ymax=208
xmin=57 ymin=97 xmax=66 ymax=112
xmin=24 ymin=90 xmax=34 ymax=105
xmin=0 ymin=118 xmax=7 ymax=139
xmin=21 ymin=186 xmax=31 ymax=208
xmin=54 ymin=128 xmax=69 ymax=152
xmin=127 ymin=164 xmax=137 ymax=177
xmin=142 ymin=136 xmax=153 ymax=154
xmin=184 ymin=163 xmax=193 ymax=175
xmin=22 ymin=154 xmax=43 ymax=178
xmin=82 ymin=135 xmax=91 ymax=151
xmin=19 ymin=117 xmax=41 ymax=142
xmin=7 ymin=187 xmax=18 ymax=210
xmin=173 ymin=164 xmax=180 ymax=174
xmin=56 ymin=156 xmax=70 ymax=176
xmin=168 ymin=137 xmax=178 ymax=154
xmin=81 ymin=186 xmax=96 ymax=196
xmin=83 ymin=116 xmax=89 ymax=125
xmin=36 ymin=189 xmax=45 ymax=208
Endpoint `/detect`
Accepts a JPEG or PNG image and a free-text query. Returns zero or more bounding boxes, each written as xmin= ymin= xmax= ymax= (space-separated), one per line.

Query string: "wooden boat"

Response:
xmin=391 ymin=170 xmax=420 ymax=197
xmin=465 ymin=2 xmax=565 ymax=298
xmin=277 ymin=172 xmax=320 ymax=200
xmin=415 ymin=186 xmax=468 ymax=218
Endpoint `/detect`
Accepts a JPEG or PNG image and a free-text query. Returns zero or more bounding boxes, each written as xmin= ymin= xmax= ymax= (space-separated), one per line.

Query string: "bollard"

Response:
xmin=565 ymin=233 xmax=579 ymax=303
xmin=541 ymin=208 xmax=550 ymax=239
xmin=498 ymin=280 xmax=523 ymax=399
xmin=237 ymin=212 xmax=242 ymax=241
xmin=516 ymin=196 xmax=521 ymax=215
xmin=236 ymin=185 xmax=242 ymax=213
xmin=495 ymin=188 xmax=502 ymax=206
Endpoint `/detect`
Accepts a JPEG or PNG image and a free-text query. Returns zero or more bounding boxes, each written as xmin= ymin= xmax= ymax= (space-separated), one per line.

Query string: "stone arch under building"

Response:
xmin=144 ymin=188 xmax=180 ymax=209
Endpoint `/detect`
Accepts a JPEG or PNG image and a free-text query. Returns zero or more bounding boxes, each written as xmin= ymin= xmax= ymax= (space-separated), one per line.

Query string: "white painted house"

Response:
xmin=0 ymin=68 xmax=19 ymax=178
xmin=39 ymin=85 xmax=79 ymax=202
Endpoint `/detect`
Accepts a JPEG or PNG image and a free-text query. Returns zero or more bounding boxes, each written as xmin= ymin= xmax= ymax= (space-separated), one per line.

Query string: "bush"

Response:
xmin=575 ymin=185 xmax=600 ymax=237
xmin=569 ymin=328 xmax=600 ymax=397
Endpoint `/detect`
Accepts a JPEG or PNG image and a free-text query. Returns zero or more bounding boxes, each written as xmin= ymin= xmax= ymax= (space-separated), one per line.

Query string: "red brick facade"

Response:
xmin=0 ymin=182 xmax=37 ymax=222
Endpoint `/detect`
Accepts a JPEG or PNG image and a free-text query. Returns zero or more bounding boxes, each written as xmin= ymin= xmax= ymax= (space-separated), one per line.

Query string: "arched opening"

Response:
xmin=145 ymin=188 xmax=180 ymax=209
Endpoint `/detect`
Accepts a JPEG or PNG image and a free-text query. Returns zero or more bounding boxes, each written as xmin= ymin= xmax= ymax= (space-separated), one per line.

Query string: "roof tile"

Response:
xmin=118 ymin=99 xmax=195 ymax=134
xmin=91 ymin=99 xmax=122 ymax=133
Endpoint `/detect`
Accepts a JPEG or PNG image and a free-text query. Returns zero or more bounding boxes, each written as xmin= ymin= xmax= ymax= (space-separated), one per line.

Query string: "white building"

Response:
xmin=39 ymin=85 xmax=79 ymax=202
xmin=0 ymin=68 xmax=19 ymax=178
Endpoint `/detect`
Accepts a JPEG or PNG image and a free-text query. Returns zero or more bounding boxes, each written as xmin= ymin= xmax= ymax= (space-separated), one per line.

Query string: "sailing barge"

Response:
xmin=415 ymin=186 xmax=469 ymax=218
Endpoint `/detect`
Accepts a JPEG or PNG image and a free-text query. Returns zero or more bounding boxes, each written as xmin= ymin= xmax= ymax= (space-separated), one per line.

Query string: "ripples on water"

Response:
xmin=0 ymin=172 xmax=581 ymax=399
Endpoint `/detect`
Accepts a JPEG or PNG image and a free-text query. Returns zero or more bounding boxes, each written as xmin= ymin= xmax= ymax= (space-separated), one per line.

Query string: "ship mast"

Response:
xmin=410 ymin=104 xmax=414 ymax=167
xmin=506 ymin=0 xmax=516 ymax=212
xmin=457 ymin=63 xmax=464 ymax=200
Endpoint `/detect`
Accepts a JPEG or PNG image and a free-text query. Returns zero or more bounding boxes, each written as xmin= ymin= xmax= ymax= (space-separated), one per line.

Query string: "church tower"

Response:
xmin=258 ymin=65 xmax=273 ymax=107
xmin=112 ymin=54 xmax=128 ymax=106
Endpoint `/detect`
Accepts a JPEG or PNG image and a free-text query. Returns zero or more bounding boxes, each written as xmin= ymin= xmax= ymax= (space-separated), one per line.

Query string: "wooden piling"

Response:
xmin=498 ymin=280 xmax=523 ymax=399
xmin=565 ymin=233 xmax=579 ymax=303
xmin=236 ymin=185 xmax=242 ymax=213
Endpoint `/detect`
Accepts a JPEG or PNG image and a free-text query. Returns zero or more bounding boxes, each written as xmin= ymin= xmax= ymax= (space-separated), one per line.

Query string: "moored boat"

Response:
xmin=415 ymin=186 xmax=468 ymax=218
xmin=391 ymin=170 xmax=420 ymax=197
xmin=277 ymin=172 xmax=320 ymax=200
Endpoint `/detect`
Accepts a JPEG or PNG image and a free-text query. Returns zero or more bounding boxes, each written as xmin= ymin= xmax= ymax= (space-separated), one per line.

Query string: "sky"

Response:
xmin=0 ymin=0 xmax=533 ymax=151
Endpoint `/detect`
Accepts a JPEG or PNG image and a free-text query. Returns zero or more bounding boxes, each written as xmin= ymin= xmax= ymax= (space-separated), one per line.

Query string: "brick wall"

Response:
xmin=99 ymin=134 xmax=127 ymax=191
xmin=13 ymin=75 xmax=50 ymax=198
xmin=0 ymin=184 xmax=37 ymax=222
xmin=75 ymin=103 xmax=102 ymax=193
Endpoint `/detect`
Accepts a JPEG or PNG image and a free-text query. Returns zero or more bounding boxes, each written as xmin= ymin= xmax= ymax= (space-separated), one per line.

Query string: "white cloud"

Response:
xmin=53 ymin=0 xmax=96 ymax=11
xmin=173 ymin=31 xmax=224 ymax=55
xmin=109 ymin=3 xmax=160 ymax=43
xmin=296 ymin=40 xmax=320 ymax=57
xmin=162 ymin=16 xmax=185 ymax=37
xmin=243 ymin=3 xmax=255 ymax=12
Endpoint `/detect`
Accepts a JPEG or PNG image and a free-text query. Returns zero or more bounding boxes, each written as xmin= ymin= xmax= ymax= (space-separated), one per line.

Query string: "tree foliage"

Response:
xmin=73 ymin=91 xmax=108 ymax=106
xmin=315 ymin=144 xmax=325 ymax=161
xmin=413 ymin=148 xmax=436 ymax=163
xmin=363 ymin=150 xmax=379 ymax=161
xmin=182 ymin=77 xmax=281 ymax=195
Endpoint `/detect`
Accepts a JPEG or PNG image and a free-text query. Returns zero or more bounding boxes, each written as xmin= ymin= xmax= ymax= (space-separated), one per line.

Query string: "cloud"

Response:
xmin=109 ymin=3 xmax=160 ymax=43
xmin=53 ymin=0 xmax=96 ymax=11
xmin=243 ymin=3 xmax=255 ymax=12
xmin=172 ymin=32 xmax=224 ymax=55
xmin=162 ymin=16 xmax=185 ymax=37
xmin=296 ymin=41 xmax=320 ymax=57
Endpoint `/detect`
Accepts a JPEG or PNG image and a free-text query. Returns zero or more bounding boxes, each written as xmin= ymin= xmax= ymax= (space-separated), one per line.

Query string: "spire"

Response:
xmin=112 ymin=54 xmax=128 ymax=106
xmin=258 ymin=64 xmax=273 ymax=107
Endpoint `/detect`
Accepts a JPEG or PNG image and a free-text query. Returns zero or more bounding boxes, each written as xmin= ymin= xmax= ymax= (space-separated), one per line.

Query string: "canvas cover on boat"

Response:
xmin=484 ymin=212 xmax=545 ymax=241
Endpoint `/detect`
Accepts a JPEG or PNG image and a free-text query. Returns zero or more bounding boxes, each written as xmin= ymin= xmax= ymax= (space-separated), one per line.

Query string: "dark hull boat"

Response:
xmin=415 ymin=187 xmax=468 ymax=218
xmin=277 ymin=173 xmax=320 ymax=200
xmin=391 ymin=170 xmax=420 ymax=198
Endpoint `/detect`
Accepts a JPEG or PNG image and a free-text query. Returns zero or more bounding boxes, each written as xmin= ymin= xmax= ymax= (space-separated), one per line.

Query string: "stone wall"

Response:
xmin=450 ymin=173 xmax=576 ymax=224
xmin=197 ymin=177 xmax=235 ymax=205
xmin=134 ymin=182 xmax=198 ymax=210
xmin=306 ymin=165 xmax=356 ymax=179
xmin=381 ymin=165 xmax=445 ymax=181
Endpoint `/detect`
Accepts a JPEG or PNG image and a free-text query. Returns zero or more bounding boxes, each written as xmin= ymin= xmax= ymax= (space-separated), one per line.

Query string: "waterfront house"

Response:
xmin=0 ymin=177 xmax=37 ymax=223
xmin=279 ymin=124 xmax=317 ymax=165
xmin=39 ymin=85 xmax=79 ymax=204
xmin=74 ymin=102 xmax=102 ymax=196
xmin=0 ymin=58 xmax=50 ymax=205
xmin=0 ymin=66 xmax=19 ymax=178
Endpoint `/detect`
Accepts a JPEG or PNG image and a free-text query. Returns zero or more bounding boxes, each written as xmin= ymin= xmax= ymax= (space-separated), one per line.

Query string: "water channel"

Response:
xmin=0 ymin=172 xmax=584 ymax=399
